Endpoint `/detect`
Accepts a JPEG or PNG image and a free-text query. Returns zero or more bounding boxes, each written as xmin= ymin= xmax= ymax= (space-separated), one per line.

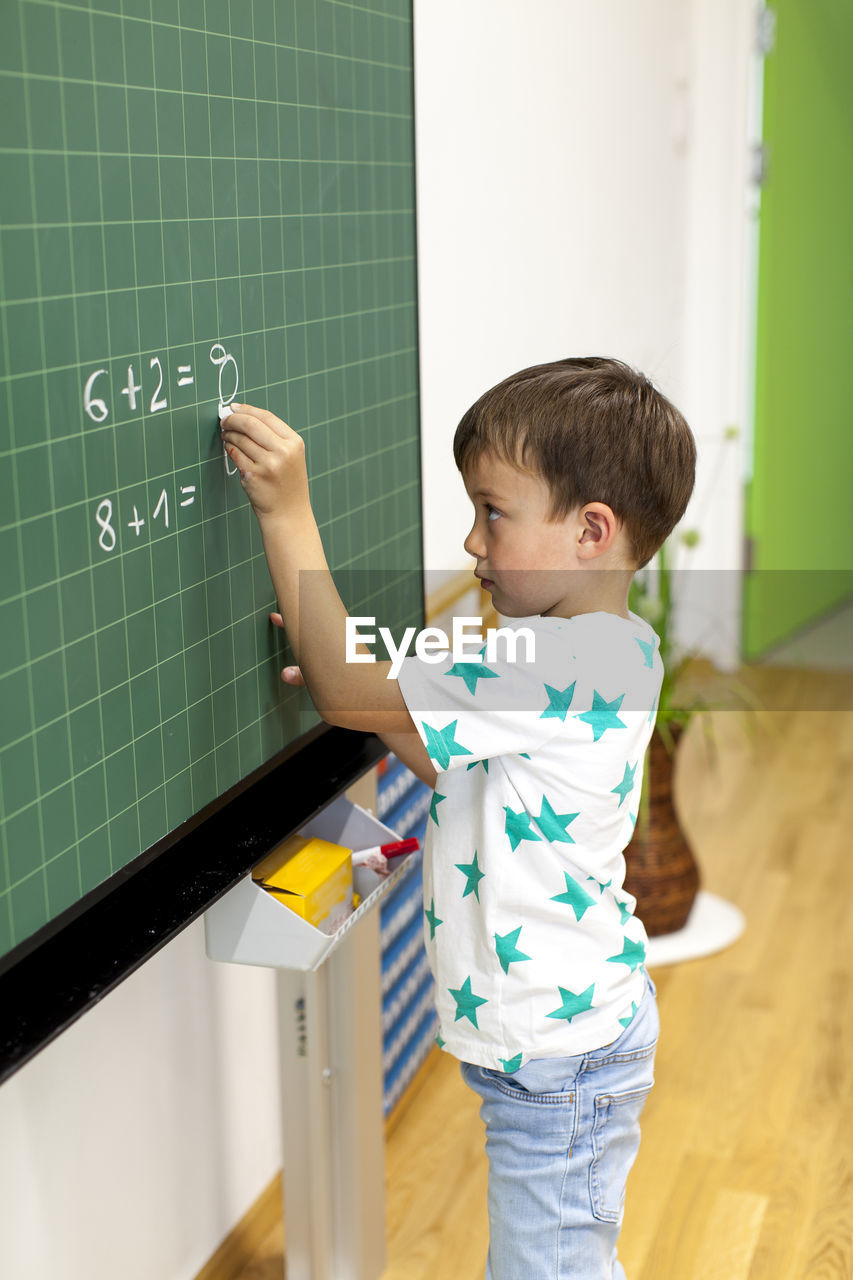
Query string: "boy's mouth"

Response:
xmin=476 ymin=572 xmax=495 ymax=591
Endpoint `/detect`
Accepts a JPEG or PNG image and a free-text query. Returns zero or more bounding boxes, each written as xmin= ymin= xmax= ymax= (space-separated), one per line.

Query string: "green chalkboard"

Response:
xmin=0 ymin=0 xmax=422 ymax=966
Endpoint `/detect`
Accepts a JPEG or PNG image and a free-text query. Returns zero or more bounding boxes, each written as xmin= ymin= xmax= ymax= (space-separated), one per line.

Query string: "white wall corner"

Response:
xmin=673 ymin=0 xmax=757 ymax=673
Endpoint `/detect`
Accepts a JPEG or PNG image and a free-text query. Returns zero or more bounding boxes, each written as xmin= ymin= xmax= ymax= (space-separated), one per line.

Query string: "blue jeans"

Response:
xmin=461 ymin=975 xmax=658 ymax=1280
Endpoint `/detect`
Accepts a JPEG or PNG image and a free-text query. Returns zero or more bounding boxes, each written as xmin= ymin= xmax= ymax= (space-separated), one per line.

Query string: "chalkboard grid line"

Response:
xmin=0 ymin=204 xmax=416 ymax=229
xmin=229 ymin=0 xmax=274 ymax=798
xmin=108 ymin=0 xmax=150 ymax=895
xmin=18 ymin=4 xmax=412 ymax=72
xmin=0 ymin=391 xmax=419 ymax=529
xmin=0 ymin=83 xmax=415 ymax=120
xmin=0 ymin=147 xmax=415 ymax=167
xmin=47 ymin=0 xmax=89 ymax=918
xmin=3 ymin=1 xmax=66 ymax=936
xmin=194 ymin=0 xmax=227 ymax=839
xmin=0 ymin=139 xmax=19 ymax=945
xmin=0 ymin=508 xmax=422 ymax=678
xmin=0 ymin=493 xmax=420 ymax=695
xmin=176 ymin=0 xmax=205 ymax=839
xmin=320 ymin=0 xmax=412 ymax=26
xmin=0 ymin=326 xmax=417 ymax=402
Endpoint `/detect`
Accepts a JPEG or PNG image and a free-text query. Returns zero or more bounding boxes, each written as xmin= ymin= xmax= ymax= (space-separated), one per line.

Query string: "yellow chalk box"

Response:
xmin=252 ymin=834 xmax=353 ymax=935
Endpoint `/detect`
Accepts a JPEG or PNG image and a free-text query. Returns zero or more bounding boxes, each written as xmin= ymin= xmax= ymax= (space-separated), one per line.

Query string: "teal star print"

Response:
xmin=619 ymin=1002 xmax=638 ymax=1029
xmin=429 ymin=791 xmax=446 ymax=825
xmin=494 ymin=926 xmax=531 ymax=974
xmin=466 ymin=759 xmax=489 ymax=774
xmin=648 ymin=692 xmax=658 ymax=726
xmin=535 ymin=794 xmax=579 ymax=843
xmin=504 ymin=806 xmax=542 ymax=851
xmin=636 ymin=636 xmax=655 ymax=668
xmin=615 ymin=897 xmax=634 ymax=925
xmin=551 ymin=872 xmax=596 ymax=921
xmin=575 ymin=690 xmax=628 ymax=742
xmin=424 ymin=898 xmax=443 ymax=939
xmin=586 ymin=875 xmax=612 ymax=896
xmin=606 ymin=937 xmax=647 ymax=970
xmin=540 ymin=681 xmax=576 ymax=721
xmin=546 ymin=983 xmax=595 ymax=1023
xmin=445 ymin=647 xmax=500 ymax=695
xmin=455 ymin=850 xmax=485 ymax=900
xmin=500 ymin=1053 xmax=523 ymax=1073
xmin=611 ymin=759 xmax=637 ymax=808
xmin=436 ymin=1032 xmax=446 ymax=1049
xmin=422 ymin=719 xmax=473 ymax=769
xmin=449 ymin=976 xmax=488 ymax=1027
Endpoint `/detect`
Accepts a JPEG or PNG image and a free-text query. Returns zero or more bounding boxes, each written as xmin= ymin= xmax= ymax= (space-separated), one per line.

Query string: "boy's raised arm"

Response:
xmin=220 ymin=403 xmax=420 ymax=738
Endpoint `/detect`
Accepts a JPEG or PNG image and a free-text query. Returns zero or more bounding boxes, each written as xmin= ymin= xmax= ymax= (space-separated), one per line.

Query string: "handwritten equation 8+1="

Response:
xmin=84 ymin=343 xmax=240 ymax=553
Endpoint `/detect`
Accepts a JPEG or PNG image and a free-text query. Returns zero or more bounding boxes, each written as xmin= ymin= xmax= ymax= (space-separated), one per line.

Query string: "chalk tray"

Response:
xmin=203 ymin=793 xmax=418 ymax=971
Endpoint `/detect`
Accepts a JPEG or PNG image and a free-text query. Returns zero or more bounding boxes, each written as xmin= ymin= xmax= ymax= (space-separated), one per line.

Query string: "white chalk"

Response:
xmin=218 ymin=403 xmax=232 ymax=421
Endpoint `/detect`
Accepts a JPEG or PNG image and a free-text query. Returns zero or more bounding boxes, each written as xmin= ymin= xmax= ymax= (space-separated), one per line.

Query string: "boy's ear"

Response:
xmin=578 ymin=503 xmax=620 ymax=554
xmin=579 ymin=504 xmax=637 ymax=570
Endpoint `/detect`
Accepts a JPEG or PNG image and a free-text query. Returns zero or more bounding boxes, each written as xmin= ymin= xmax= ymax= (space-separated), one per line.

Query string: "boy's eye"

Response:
xmin=486 ymin=504 xmax=501 ymax=521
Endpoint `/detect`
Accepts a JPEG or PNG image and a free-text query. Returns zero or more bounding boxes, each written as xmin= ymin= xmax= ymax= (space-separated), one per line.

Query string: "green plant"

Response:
xmin=629 ymin=532 xmax=697 ymax=755
xmin=628 ymin=529 xmax=765 ymax=840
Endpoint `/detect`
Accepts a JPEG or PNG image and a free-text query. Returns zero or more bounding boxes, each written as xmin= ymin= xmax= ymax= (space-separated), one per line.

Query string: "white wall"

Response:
xmin=415 ymin=0 xmax=690 ymax=572
xmin=0 ymin=924 xmax=281 ymax=1280
xmin=674 ymin=0 xmax=758 ymax=671
xmin=0 ymin=5 xmax=756 ymax=1277
xmin=415 ymin=0 xmax=756 ymax=672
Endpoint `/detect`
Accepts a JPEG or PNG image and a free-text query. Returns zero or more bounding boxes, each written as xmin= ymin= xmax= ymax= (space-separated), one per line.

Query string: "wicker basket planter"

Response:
xmin=623 ymin=720 xmax=700 ymax=937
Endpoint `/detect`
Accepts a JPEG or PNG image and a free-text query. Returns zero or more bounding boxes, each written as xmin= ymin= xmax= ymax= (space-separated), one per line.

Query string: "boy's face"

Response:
xmin=462 ymin=451 xmax=582 ymax=618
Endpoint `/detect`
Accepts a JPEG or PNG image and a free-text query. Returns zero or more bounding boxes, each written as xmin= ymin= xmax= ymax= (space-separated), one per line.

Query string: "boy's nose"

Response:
xmin=464 ymin=523 xmax=485 ymax=560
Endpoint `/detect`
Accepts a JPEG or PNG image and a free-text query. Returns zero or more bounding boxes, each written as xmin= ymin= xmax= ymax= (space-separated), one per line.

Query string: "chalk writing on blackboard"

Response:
xmin=209 ymin=343 xmax=239 ymax=415
xmin=82 ymin=342 xmax=240 ymax=426
xmin=84 ymin=342 xmax=240 ymax=552
xmin=93 ymin=479 xmax=196 ymax=553
xmin=95 ymin=499 xmax=117 ymax=552
xmin=210 ymin=343 xmax=241 ymax=476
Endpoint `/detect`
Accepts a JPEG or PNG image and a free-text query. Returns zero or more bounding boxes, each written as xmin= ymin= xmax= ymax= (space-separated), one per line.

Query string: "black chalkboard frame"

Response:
xmin=0 ymin=721 xmax=388 ymax=1086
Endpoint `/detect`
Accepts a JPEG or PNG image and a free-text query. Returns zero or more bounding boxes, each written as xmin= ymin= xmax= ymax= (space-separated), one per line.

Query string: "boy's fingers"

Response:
xmin=221 ymin=427 xmax=265 ymax=464
xmin=221 ymin=410 xmax=281 ymax=453
xmin=224 ymin=440 xmax=250 ymax=474
xmin=228 ymin=402 xmax=298 ymax=441
xmin=269 ymin=617 xmax=305 ymax=683
xmin=222 ymin=413 xmax=306 ymax=472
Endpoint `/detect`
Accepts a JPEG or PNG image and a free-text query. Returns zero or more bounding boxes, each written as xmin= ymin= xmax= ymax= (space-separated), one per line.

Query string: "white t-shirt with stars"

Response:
xmin=396 ymin=609 xmax=663 ymax=1072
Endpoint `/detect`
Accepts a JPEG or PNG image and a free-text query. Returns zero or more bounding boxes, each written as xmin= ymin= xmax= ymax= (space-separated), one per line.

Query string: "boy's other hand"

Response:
xmin=220 ymin=403 xmax=311 ymax=521
xmin=270 ymin=611 xmax=306 ymax=685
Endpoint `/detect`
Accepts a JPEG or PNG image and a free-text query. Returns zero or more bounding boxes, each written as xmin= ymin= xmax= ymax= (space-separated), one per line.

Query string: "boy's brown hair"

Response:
xmin=453 ymin=357 xmax=696 ymax=570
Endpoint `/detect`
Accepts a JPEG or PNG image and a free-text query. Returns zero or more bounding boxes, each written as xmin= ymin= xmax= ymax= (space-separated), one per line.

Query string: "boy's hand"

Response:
xmin=220 ymin=403 xmax=311 ymax=521
xmin=270 ymin=611 xmax=436 ymax=788
xmin=270 ymin=611 xmax=306 ymax=686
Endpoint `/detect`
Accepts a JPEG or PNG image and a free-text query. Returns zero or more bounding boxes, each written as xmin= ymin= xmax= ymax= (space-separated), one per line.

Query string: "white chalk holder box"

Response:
xmin=204 ymin=792 xmax=415 ymax=970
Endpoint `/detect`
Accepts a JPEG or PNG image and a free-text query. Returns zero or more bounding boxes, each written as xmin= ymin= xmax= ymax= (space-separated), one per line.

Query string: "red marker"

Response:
xmin=352 ymin=837 xmax=419 ymax=868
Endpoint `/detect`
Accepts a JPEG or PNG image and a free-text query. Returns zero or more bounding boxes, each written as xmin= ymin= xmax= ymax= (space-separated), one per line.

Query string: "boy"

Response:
xmin=220 ymin=356 xmax=697 ymax=1279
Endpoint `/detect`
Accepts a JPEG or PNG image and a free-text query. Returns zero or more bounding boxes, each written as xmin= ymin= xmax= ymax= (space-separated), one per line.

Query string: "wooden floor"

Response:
xmin=235 ymin=662 xmax=853 ymax=1280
